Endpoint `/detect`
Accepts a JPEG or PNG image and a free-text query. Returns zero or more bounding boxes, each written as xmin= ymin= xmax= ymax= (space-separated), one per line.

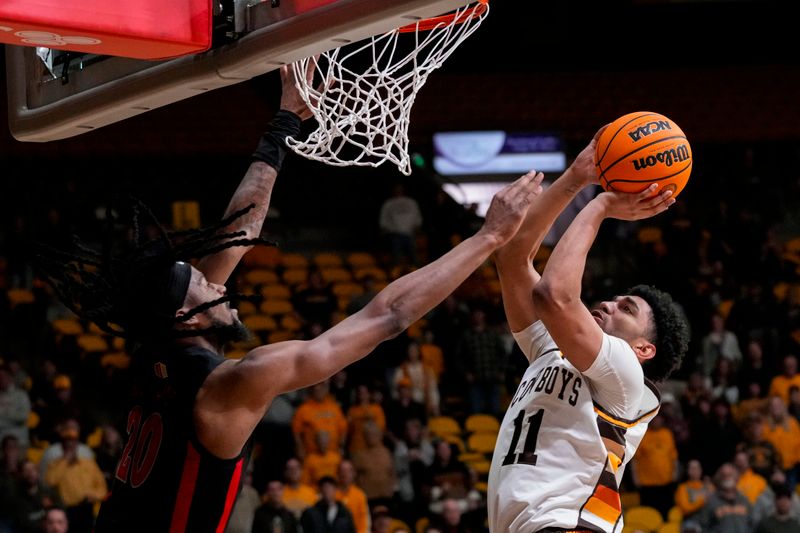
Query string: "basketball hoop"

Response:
xmin=287 ymin=0 xmax=489 ymax=175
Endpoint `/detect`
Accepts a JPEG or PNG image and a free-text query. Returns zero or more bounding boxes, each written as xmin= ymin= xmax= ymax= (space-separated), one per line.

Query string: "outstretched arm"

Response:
xmin=495 ymin=128 xmax=605 ymax=332
xmin=532 ymin=185 xmax=674 ymax=371
xmin=195 ymin=173 xmax=544 ymax=458
xmin=196 ymin=65 xmax=313 ymax=285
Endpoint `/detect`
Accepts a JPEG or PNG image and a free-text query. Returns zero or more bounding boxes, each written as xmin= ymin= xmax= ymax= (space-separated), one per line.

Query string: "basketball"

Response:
xmin=595 ymin=112 xmax=692 ymax=198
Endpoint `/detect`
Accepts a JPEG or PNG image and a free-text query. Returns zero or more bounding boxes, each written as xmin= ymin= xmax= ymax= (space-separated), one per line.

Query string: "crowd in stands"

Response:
xmin=2 ymin=144 xmax=800 ymax=533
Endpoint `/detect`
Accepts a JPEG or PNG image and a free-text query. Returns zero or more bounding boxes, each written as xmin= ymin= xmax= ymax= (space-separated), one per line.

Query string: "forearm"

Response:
xmin=496 ymin=167 xmax=590 ymax=263
xmin=538 ymin=199 xmax=606 ymax=300
xmin=218 ymin=161 xmax=276 ymax=240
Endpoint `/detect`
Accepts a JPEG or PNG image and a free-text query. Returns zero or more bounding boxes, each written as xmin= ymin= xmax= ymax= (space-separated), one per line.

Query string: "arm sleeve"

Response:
xmin=511 ymin=320 xmax=558 ymax=364
xmin=581 ymin=333 xmax=645 ymax=419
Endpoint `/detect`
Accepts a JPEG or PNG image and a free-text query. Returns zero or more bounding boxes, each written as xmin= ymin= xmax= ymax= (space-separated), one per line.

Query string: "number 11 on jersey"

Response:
xmin=502 ymin=409 xmax=544 ymax=466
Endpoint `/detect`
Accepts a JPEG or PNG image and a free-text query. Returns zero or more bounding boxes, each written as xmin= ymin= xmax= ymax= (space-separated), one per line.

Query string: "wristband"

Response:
xmin=252 ymin=110 xmax=302 ymax=170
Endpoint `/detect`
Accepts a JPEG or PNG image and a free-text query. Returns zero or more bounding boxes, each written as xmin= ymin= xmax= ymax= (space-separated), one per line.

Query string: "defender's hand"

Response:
xmin=479 ymin=171 xmax=544 ymax=247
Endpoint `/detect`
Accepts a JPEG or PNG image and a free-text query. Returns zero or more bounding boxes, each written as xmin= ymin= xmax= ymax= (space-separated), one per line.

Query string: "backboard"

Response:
xmin=5 ymin=0 xmax=474 ymax=142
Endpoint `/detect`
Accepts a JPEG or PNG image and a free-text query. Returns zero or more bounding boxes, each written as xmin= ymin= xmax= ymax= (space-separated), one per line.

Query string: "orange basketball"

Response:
xmin=595 ymin=112 xmax=692 ymax=198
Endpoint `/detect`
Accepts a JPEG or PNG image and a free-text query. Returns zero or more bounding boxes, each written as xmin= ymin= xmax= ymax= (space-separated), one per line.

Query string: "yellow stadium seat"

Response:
xmin=667 ymin=506 xmax=682 ymax=524
xmin=465 ymin=459 xmax=491 ymax=474
xmin=261 ymin=284 xmax=292 ymax=300
xmin=87 ymin=322 xmax=105 ymax=335
xmin=637 ymin=226 xmax=663 ymax=244
xmin=281 ymin=253 xmax=309 ymax=269
xmin=457 ymin=452 xmax=484 ymax=463
xmin=242 ymin=246 xmax=280 ymax=269
xmin=237 ymin=300 xmax=258 ymax=317
xmin=658 ymin=524 xmax=680 ymax=533
xmin=27 ymin=412 xmax=39 ymax=429
xmin=625 ymin=506 xmax=663 ymax=532
xmin=428 ymin=416 xmax=461 ymax=437
xmin=718 ymin=299 xmax=734 ymax=320
xmin=268 ymin=330 xmax=296 ymax=343
xmin=77 ymin=334 xmax=109 ymax=354
xmin=467 ymin=432 xmax=498 ymax=454
xmin=244 ymin=269 xmax=279 ymax=285
xmin=243 ymin=315 xmax=278 ymax=332
xmin=785 ymin=237 xmax=800 ymax=254
xmin=86 ymin=427 xmax=103 ymax=449
xmin=415 ymin=517 xmax=429 ymax=533
xmin=283 ymin=268 xmax=309 ymax=286
xmin=7 ymin=288 xmax=35 ymax=308
xmin=474 ymin=481 xmax=488 ymax=493
xmin=171 ymin=200 xmax=200 ymax=230
xmin=260 ymin=300 xmax=294 ymax=316
xmin=332 ymin=282 xmax=364 ymax=298
xmin=101 ymin=352 xmax=131 ymax=369
xmin=440 ymin=433 xmax=465 ymax=453
xmin=346 ymin=252 xmax=376 ymax=268
xmin=354 ymin=267 xmax=387 ymax=281
xmin=321 ymin=267 xmax=352 ymax=283
xmin=313 ymin=252 xmax=343 ymax=268
xmin=466 ymin=414 xmax=500 ymax=434
xmin=51 ymin=318 xmax=83 ymax=337
xmin=389 ymin=519 xmax=411 ymax=533
xmin=26 ymin=447 xmax=44 ymax=465
xmin=280 ymin=315 xmax=302 ymax=332
xmin=112 ymin=337 xmax=125 ymax=351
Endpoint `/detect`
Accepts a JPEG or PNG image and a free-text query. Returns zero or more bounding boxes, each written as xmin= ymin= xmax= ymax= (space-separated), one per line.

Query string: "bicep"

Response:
xmin=533 ymin=291 xmax=603 ymax=372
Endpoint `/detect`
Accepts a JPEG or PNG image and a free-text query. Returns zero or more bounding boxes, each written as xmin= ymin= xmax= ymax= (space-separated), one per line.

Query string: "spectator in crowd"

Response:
xmin=419 ymin=331 xmax=445 ymax=381
xmin=370 ymin=506 xmax=393 ymax=533
xmin=348 ymin=384 xmax=386 ymax=454
xmin=252 ymin=480 xmax=299 ymax=533
xmin=738 ymin=416 xmax=782 ymax=480
xmin=756 ymin=484 xmax=800 ymax=533
xmin=393 ymin=419 xmax=434 ymax=508
xmin=92 ymin=425 xmax=122 ymax=487
xmin=392 ymin=341 xmax=439 ymax=416
xmin=292 ymin=269 xmax=338 ymax=328
xmin=674 ymin=459 xmax=712 ymax=528
xmin=738 ymin=340 xmax=772 ymax=399
xmin=710 ymin=357 xmax=739 ymax=404
xmin=256 ymin=390 xmax=299 ymax=485
xmin=762 ymin=396 xmax=800 ymax=488
xmin=38 ymin=375 xmax=83 ymax=443
xmin=0 ymin=435 xmax=22 ymax=532
xmin=770 ymin=355 xmax=800 ymax=404
xmin=304 ymin=430 xmax=343 ymax=486
xmin=736 ymin=382 xmax=769 ymax=426
xmin=632 ymin=414 xmax=678 ymax=518
xmin=0 ymin=362 xmax=31 ymax=450
xmin=13 ymin=459 xmax=61 ymax=533
xmin=753 ymin=469 xmax=800 ymax=525
xmin=699 ymin=312 xmax=742 ymax=375
xmin=293 ymin=381 xmax=347 ymax=458
xmin=38 ymin=419 xmax=95 ymax=480
xmin=44 ymin=422 xmax=107 ymax=533
xmin=680 ymin=372 xmax=710 ymax=420
xmin=429 ymin=499 xmax=475 ymax=533
xmin=300 ymin=476 xmax=356 ymax=533
xmin=790 ymin=386 xmax=800 ymax=421
xmin=282 ymin=458 xmax=318 ymax=519
xmin=384 ymin=379 xmax=427 ymax=441
xmin=697 ymin=463 xmax=752 ymax=533
xmin=351 ymin=421 xmax=396 ymax=507
xmin=226 ymin=468 xmax=260 ymax=533
xmin=379 ymin=184 xmax=422 ymax=266
xmin=336 ymin=460 xmax=370 ymax=533
xmin=456 ymin=306 xmax=507 ymax=416
xmin=734 ymin=450 xmax=768 ymax=504
xmin=42 ymin=507 xmax=68 ymax=533
xmin=424 ymin=441 xmax=472 ymax=512
xmin=428 ymin=296 xmax=469 ymax=371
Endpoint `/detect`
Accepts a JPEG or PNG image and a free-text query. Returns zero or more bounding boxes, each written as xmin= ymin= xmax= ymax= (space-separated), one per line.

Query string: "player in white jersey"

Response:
xmin=488 ymin=127 xmax=690 ymax=533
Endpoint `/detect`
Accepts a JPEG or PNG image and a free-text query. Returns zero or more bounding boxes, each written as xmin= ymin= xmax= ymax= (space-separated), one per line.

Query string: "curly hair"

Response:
xmin=627 ymin=284 xmax=690 ymax=382
xmin=34 ymin=199 xmax=270 ymax=343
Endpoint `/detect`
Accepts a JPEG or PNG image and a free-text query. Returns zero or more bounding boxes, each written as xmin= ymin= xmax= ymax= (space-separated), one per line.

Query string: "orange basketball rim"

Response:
xmin=399 ymin=0 xmax=489 ymax=32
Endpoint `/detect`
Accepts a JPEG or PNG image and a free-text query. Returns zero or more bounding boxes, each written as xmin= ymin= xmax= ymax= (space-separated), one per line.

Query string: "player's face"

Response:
xmin=185 ymin=267 xmax=239 ymax=325
xmin=591 ymin=295 xmax=652 ymax=345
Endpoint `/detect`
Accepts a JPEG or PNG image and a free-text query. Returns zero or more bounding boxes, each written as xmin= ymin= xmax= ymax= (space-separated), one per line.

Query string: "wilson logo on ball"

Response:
xmin=627 ymin=120 xmax=673 ymax=142
xmin=632 ymin=144 xmax=690 ymax=171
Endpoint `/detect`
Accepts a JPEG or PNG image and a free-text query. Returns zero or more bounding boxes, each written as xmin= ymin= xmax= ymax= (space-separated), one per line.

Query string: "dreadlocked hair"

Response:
xmin=627 ymin=284 xmax=690 ymax=383
xmin=34 ymin=199 xmax=272 ymax=342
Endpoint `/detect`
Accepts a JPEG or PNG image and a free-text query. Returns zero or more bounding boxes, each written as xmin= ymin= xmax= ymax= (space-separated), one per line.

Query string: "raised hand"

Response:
xmin=279 ymin=59 xmax=317 ymax=120
xmin=570 ymin=124 xmax=610 ymax=186
xmin=595 ymin=183 xmax=675 ymax=221
xmin=480 ymin=171 xmax=545 ymax=247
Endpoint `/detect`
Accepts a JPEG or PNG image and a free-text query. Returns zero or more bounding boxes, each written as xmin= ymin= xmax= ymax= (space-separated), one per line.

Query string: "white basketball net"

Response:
xmin=287 ymin=2 xmax=489 ymax=175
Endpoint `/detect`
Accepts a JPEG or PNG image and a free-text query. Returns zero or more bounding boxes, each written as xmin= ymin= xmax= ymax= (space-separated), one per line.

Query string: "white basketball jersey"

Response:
xmin=487 ymin=321 xmax=661 ymax=533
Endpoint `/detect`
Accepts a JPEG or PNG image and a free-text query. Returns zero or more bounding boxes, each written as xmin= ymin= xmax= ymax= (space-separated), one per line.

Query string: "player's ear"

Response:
xmin=175 ymin=307 xmax=200 ymax=328
xmin=632 ymin=339 xmax=656 ymax=362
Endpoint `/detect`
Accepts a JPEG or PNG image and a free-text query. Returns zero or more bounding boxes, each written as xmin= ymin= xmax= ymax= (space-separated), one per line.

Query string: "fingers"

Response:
xmin=592 ymin=123 xmax=611 ymax=143
xmin=636 ymin=183 xmax=660 ymax=201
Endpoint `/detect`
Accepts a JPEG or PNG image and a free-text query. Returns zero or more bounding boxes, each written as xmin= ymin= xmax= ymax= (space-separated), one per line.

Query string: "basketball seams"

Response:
xmin=605 ymin=160 xmax=692 ymax=186
xmin=595 ymin=112 xmax=661 ymax=168
xmin=598 ymin=135 xmax=688 ymax=182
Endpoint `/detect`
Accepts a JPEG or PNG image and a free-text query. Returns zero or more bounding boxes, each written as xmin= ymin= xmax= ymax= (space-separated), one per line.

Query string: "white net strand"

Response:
xmin=287 ymin=2 xmax=489 ymax=175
